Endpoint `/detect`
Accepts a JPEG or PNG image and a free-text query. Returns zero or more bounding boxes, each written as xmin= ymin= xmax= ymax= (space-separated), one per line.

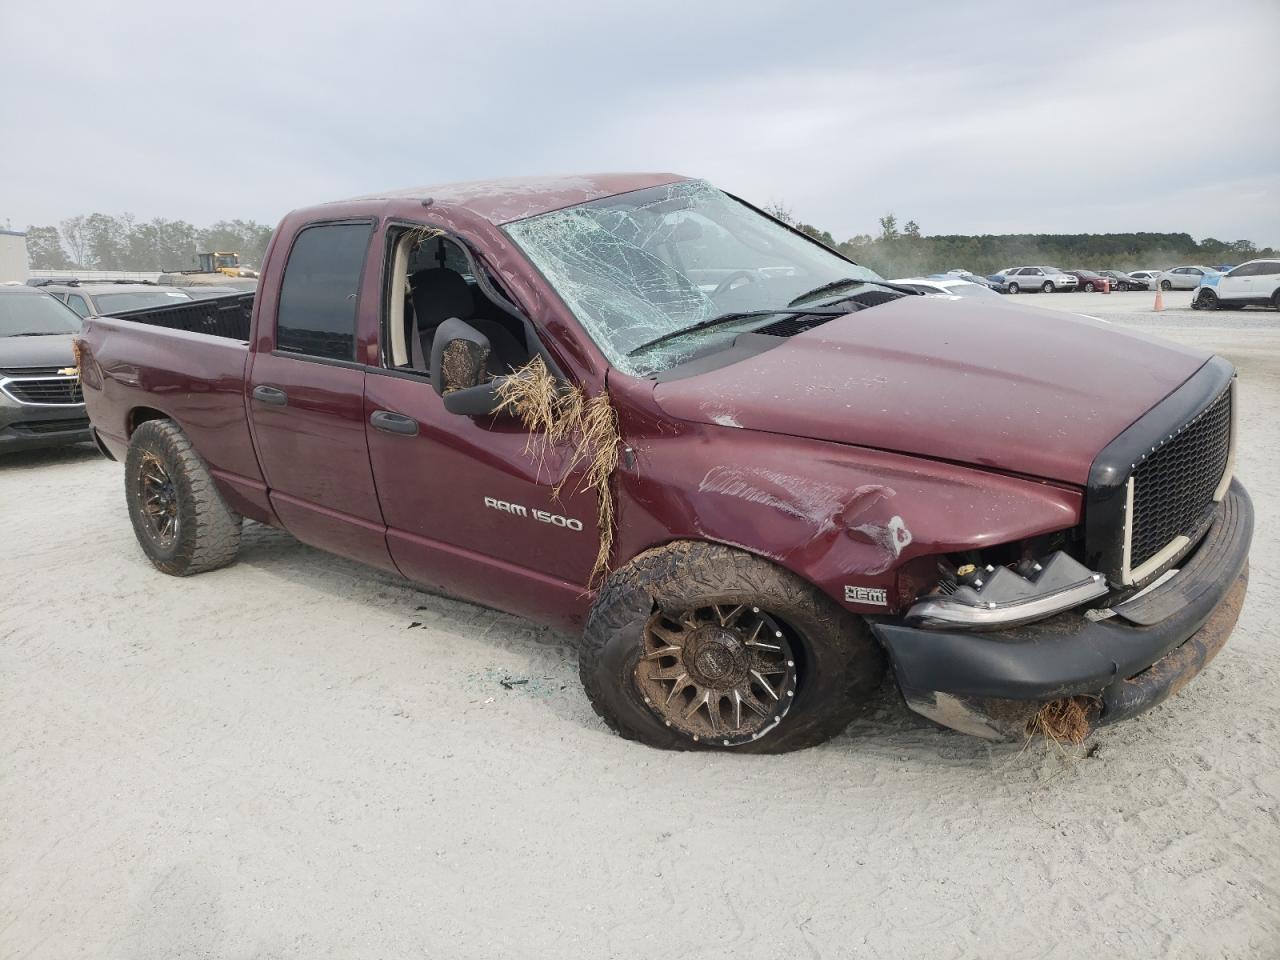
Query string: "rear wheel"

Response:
xmin=580 ymin=542 xmax=885 ymax=752
xmin=1272 ymin=289 xmax=1280 ymax=310
xmin=125 ymin=420 xmax=242 ymax=576
xmin=1160 ymin=279 xmax=1173 ymax=291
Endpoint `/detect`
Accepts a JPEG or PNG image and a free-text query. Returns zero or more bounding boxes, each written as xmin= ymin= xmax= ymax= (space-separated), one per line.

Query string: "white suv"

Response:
xmin=1193 ymin=259 xmax=1280 ymax=310
xmin=1004 ymin=266 xmax=1078 ymax=293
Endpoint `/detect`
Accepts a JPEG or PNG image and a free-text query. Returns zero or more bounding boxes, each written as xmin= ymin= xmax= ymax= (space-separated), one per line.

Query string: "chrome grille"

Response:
xmin=1129 ymin=386 xmax=1232 ymax=572
xmin=2 ymin=375 xmax=84 ymax=405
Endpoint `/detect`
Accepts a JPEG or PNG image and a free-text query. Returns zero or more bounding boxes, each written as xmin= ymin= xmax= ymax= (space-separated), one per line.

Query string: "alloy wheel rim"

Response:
xmin=139 ymin=453 xmax=179 ymax=546
xmin=635 ymin=604 xmax=798 ymax=746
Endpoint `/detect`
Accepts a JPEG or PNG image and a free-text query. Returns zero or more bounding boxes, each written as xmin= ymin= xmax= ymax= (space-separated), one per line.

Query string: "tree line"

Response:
xmin=13 ymin=207 xmax=1275 ymax=279
xmin=19 ymin=215 xmax=275 ymax=272
xmin=766 ymin=206 xmax=1276 ymax=278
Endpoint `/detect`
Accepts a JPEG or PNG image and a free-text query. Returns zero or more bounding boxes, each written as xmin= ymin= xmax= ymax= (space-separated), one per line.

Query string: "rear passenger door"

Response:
xmin=246 ymin=220 xmax=397 ymax=573
xmin=1257 ymin=261 xmax=1280 ymax=302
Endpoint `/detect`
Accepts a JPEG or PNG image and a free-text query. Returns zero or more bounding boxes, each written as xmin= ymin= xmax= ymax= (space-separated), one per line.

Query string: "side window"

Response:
xmin=66 ymin=294 xmax=90 ymax=317
xmin=1261 ymin=262 xmax=1280 ymax=277
xmin=276 ymin=222 xmax=372 ymax=361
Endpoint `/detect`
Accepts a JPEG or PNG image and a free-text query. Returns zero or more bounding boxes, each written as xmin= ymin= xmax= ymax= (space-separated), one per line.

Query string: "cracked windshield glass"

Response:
xmin=504 ymin=179 xmax=885 ymax=376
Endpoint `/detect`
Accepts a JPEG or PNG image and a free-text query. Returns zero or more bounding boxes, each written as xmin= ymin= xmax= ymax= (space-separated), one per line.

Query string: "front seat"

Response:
xmin=409 ymin=268 xmax=526 ymax=375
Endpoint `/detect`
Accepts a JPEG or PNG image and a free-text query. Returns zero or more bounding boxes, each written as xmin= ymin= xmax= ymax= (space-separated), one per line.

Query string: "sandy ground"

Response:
xmin=2 ymin=295 xmax=1278 ymax=959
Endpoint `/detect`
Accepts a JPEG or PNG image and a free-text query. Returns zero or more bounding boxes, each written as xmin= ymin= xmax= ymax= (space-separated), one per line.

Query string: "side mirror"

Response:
xmin=430 ymin=317 xmax=507 ymax=417
xmin=432 ymin=317 xmax=490 ymax=393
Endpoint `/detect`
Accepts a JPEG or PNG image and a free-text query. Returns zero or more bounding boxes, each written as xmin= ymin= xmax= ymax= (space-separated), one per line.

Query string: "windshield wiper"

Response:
xmin=627 ymin=307 xmax=850 ymax=357
xmin=788 ymin=276 xmax=925 ymax=305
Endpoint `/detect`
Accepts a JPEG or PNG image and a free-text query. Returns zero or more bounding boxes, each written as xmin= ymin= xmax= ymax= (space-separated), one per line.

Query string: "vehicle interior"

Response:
xmin=384 ymin=229 xmax=532 ymax=380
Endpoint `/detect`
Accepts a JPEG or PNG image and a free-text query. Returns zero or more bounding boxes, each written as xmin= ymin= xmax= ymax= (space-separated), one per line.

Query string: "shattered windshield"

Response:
xmin=504 ymin=180 xmax=883 ymax=376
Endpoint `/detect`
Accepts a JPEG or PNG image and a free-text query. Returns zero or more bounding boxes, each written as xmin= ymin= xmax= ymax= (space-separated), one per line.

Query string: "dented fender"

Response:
xmin=608 ymin=376 xmax=1081 ymax=614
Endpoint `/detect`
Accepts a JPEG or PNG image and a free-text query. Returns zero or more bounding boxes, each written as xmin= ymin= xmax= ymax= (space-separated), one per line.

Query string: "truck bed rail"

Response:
xmin=108 ymin=293 xmax=254 ymax=341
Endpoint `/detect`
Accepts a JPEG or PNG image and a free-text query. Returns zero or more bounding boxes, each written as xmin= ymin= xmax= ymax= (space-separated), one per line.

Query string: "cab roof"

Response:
xmin=347 ymin=172 xmax=689 ymax=225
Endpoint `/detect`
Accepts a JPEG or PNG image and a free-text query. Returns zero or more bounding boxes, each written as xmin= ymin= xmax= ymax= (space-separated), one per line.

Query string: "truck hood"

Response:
xmin=652 ymin=296 xmax=1210 ymax=485
xmin=0 ymin=334 xmax=78 ymax=371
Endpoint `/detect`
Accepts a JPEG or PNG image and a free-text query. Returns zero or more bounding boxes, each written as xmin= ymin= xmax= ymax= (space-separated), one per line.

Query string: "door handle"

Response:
xmin=252 ymin=385 xmax=288 ymax=406
xmin=370 ymin=409 xmax=419 ymax=436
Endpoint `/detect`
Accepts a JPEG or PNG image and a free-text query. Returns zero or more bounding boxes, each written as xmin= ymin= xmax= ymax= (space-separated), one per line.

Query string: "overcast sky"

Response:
xmin=2 ymin=0 xmax=1277 ymax=245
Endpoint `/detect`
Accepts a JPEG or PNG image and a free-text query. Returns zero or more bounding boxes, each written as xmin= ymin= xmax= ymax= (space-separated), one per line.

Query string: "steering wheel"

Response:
xmin=711 ymin=270 xmax=759 ymax=299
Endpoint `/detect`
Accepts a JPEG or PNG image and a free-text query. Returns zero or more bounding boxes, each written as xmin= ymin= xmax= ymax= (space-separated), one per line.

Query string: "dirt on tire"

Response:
xmin=579 ymin=540 xmax=884 ymax=753
xmin=124 ymin=419 xmax=242 ymax=576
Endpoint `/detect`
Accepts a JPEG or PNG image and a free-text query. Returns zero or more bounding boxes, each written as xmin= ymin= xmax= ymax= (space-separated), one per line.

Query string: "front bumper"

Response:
xmin=872 ymin=480 xmax=1253 ymax=740
xmin=0 ymin=402 xmax=92 ymax=453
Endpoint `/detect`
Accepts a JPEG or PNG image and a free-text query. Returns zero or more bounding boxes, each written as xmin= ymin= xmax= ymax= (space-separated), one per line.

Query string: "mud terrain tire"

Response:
xmin=125 ymin=419 xmax=242 ymax=576
xmin=580 ymin=541 xmax=884 ymax=752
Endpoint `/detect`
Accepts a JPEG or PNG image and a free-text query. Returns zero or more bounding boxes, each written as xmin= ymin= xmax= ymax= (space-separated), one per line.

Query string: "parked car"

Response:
xmin=1158 ymin=266 xmax=1220 ymax=291
xmin=985 ymin=274 xmax=1012 ymax=293
xmin=0 ymin=286 xmax=92 ymax=452
xmin=1192 ymin=258 xmax=1280 ymax=311
xmin=1099 ymin=270 xmax=1150 ymax=291
xmin=29 ymin=279 xmax=193 ymax=318
xmin=1065 ymin=270 xmax=1110 ymax=292
xmin=77 ymin=173 xmax=1251 ymax=752
xmin=1004 ymin=266 xmax=1079 ymax=293
xmin=1128 ymin=270 xmax=1163 ymax=285
xmin=892 ymin=277 xmax=1002 ymax=298
xmin=929 ymin=272 xmax=999 ymax=290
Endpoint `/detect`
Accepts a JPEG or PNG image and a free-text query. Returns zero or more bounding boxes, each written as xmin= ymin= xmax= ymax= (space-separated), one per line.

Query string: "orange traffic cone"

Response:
xmin=1153 ymin=287 xmax=1164 ymax=312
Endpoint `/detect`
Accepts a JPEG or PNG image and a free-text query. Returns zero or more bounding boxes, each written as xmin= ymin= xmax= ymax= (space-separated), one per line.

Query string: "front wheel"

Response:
xmin=1084 ymin=282 xmax=1096 ymax=292
xmin=125 ymin=419 xmax=242 ymax=576
xmin=1042 ymin=281 xmax=1055 ymax=293
xmin=580 ymin=542 xmax=885 ymax=752
xmin=1193 ymin=289 xmax=1217 ymax=310
xmin=1007 ymin=282 xmax=1021 ymax=294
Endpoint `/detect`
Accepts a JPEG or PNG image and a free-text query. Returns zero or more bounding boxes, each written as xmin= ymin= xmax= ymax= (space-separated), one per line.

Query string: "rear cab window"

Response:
xmin=276 ymin=222 xmax=373 ymax=361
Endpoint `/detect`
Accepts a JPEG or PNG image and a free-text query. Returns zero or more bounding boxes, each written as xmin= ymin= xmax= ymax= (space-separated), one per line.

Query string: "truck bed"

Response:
xmin=78 ymin=310 xmax=268 ymax=521
xmin=109 ymin=292 xmax=254 ymax=341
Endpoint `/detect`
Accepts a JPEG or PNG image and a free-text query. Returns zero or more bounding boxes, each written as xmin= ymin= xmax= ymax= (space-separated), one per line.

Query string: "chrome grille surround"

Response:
xmin=1083 ymin=357 xmax=1237 ymax=589
xmin=0 ymin=374 xmax=85 ymax=406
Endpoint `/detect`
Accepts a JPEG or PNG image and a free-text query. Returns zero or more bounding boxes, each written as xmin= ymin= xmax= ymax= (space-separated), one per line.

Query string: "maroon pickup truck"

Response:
xmin=77 ymin=174 xmax=1252 ymax=752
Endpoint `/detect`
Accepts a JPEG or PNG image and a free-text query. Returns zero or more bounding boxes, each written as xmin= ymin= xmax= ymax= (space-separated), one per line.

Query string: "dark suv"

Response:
xmin=0 ymin=286 xmax=91 ymax=452
xmin=28 ymin=279 xmax=192 ymax=318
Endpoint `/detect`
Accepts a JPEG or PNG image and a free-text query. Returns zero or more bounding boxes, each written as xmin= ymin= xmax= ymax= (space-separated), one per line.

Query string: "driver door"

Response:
xmin=364 ymin=371 xmax=601 ymax=629
xmin=362 ymin=224 xmax=601 ymax=630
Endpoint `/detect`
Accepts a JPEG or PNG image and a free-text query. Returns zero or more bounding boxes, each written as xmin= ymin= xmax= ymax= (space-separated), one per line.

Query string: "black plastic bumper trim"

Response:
xmin=872 ymin=480 xmax=1252 ymax=703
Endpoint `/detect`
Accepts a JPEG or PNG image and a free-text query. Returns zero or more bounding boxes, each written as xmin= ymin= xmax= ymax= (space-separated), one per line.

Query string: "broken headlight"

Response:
xmin=906 ymin=551 xmax=1108 ymax=630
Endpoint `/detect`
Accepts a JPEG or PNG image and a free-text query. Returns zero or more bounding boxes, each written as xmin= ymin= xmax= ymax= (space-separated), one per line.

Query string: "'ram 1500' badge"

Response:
xmin=484 ymin=496 xmax=584 ymax=532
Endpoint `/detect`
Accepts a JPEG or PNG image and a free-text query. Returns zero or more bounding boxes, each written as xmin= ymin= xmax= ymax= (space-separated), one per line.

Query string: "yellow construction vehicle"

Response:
xmin=195 ymin=252 xmax=257 ymax=278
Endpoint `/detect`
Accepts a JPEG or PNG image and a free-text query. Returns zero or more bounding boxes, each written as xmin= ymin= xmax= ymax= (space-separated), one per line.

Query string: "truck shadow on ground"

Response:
xmin=0 ymin=442 xmax=102 ymax=472
xmin=229 ymin=519 xmax=1034 ymax=763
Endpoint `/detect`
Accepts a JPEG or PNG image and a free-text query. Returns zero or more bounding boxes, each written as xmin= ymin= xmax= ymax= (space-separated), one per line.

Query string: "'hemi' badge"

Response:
xmin=844 ymin=586 xmax=887 ymax=606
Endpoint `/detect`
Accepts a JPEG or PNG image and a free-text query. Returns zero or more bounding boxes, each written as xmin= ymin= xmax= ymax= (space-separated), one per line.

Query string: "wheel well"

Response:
xmin=128 ymin=406 xmax=169 ymax=436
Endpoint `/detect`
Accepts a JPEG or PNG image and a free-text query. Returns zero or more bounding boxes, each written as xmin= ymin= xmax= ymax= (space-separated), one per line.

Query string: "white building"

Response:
xmin=0 ymin=229 xmax=30 ymax=283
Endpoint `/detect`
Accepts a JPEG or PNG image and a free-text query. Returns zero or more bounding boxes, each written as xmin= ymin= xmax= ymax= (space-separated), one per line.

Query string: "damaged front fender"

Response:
xmin=607 ymin=375 xmax=1082 ymax=615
